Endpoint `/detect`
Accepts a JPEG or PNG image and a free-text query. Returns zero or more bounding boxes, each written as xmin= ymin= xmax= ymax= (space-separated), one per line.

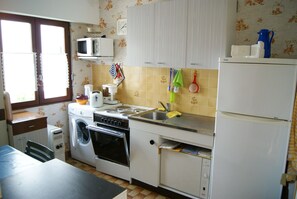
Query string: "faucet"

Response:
xmin=158 ymin=101 xmax=170 ymax=112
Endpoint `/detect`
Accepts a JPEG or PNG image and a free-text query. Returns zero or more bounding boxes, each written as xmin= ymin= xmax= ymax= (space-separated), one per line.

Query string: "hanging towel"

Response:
xmin=109 ymin=63 xmax=117 ymax=78
xmin=172 ymin=69 xmax=183 ymax=88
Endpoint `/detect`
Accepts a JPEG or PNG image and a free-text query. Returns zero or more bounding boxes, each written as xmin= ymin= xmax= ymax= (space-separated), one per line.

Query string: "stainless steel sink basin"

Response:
xmin=140 ymin=111 xmax=168 ymax=121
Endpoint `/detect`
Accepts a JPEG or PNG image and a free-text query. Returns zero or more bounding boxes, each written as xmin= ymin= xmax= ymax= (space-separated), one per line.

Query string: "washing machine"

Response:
xmin=68 ymin=103 xmax=99 ymax=166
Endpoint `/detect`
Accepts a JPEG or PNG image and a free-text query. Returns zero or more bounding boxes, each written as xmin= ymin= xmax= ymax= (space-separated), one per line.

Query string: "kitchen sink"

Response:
xmin=139 ymin=111 xmax=168 ymax=121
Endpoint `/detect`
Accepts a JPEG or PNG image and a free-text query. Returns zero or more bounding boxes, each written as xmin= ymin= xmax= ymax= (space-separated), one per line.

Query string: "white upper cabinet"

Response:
xmin=154 ymin=0 xmax=187 ymax=68
xmin=127 ymin=4 xmax=155 ymax=67
xmin=127 ymin=0 xmax=236 ymax=69
xmin=186 ymin=0 xmax=237 ymax=69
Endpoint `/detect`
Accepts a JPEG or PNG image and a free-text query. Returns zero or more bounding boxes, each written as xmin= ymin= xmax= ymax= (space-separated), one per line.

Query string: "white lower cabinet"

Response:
xmin=130 ymin=127 xmax=160 ymax=187
xmin=130 ymin=120 xmax=212 ymax=198
xmin=160 ymin=149 xmax=210 ymax=199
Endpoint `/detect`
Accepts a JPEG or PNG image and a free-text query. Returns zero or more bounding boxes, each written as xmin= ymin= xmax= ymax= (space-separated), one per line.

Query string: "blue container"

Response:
xmin=257 ymin=29 xmax=274 ymax=58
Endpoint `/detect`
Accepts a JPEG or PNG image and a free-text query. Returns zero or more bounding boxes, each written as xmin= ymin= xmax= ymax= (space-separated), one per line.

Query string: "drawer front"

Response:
xmin=12 ymin=118 xmax=47 ymax=135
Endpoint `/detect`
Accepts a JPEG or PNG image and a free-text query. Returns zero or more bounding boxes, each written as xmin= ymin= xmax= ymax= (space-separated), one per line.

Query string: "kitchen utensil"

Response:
xmin=257 ymin=29 xmax=274 ymax=58
xmin=90 ymin=91 xmax=103 ymax=108
xmin=189 ymin=70 xmax=199 ymax=93
xmin=168 ymin=68 xmax=172 ymax=91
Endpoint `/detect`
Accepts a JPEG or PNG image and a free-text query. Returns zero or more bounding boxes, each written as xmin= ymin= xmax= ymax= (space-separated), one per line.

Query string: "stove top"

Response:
xmin=95 ymin=104 xmax=152 ymax=119
xmin=93 ymin=104 xmax=153 ymax=130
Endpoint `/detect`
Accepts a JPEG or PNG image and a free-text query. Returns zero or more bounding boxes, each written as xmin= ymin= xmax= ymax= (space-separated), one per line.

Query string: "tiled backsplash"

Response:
xmin=93 ymin=65 xmax=218 ymax=117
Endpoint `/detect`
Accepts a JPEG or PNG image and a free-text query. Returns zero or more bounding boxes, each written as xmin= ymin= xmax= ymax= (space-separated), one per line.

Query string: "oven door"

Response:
xmin=87 ymin=125 xmax=129 ymax=166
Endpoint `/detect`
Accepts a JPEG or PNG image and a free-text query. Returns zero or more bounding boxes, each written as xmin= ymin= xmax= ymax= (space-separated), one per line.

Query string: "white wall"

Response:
xmin=0 ymin=0 xmax=99 ymax=24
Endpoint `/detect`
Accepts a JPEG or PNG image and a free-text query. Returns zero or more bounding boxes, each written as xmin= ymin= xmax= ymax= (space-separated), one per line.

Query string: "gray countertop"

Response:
xmin=129 ymin=111 xmax=215 ymax=136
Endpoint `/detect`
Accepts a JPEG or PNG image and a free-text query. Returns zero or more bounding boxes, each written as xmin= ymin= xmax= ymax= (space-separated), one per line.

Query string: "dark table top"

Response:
xmin=0 ymin=146 xmax=126 ymax=199
xmin=0 ymin=145 xmax=41 ymax=181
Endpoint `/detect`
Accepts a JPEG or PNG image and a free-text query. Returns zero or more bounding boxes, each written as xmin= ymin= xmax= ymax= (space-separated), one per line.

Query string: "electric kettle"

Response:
xmin=90 ymin=91 xmax=103 ymax=108
xmin=257 ymin=29 xmax=274 ymax=58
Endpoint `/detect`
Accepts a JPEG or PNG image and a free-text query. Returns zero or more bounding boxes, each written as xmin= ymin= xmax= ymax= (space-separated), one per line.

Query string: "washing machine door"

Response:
xmin=73 ymin=119 xmax=91 ymax=146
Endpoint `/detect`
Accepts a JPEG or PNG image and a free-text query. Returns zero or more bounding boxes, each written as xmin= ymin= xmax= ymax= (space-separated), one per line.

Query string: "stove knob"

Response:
xmin=117 ymin=121 xmax=122 ymax=126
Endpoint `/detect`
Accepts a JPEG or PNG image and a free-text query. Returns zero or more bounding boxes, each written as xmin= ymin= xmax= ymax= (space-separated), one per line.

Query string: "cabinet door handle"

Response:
xmin=157 ymin=62 xmax=166 ymax=65
xmin=144 ymin=61 xmax=153 ymax=64
xmin=149 ymin=140 xmax=155 ymax=145
xmin=191 ymin=63 xmax=199 ymax=66
xmin=28 ymin=125 xmax=35 ymax=128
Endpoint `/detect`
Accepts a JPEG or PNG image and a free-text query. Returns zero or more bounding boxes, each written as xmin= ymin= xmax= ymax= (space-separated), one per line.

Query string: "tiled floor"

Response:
xmin=67 ymin=158 xmax=169 ymax=199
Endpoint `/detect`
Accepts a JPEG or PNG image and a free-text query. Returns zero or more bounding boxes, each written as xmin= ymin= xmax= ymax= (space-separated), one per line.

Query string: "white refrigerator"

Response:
xmin=210 ymin=58 xmax=297 ymax=199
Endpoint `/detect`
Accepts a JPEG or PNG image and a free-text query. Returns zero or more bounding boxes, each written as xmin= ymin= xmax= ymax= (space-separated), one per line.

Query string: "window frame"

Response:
xmin=0 ymin=13 xmax=72 ymax=110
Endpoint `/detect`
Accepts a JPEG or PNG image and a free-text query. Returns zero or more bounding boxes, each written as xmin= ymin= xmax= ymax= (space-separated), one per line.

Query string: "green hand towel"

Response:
xmin=172 ymin=69 xmax=183 ymax=87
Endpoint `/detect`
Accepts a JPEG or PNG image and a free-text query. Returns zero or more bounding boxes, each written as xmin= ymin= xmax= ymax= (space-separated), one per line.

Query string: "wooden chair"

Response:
xmin=25 ymin=140 xmax=54 ymax=162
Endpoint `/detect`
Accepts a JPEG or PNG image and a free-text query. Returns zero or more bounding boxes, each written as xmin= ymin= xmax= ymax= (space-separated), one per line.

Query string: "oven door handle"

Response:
xmin=87 ymin=125 xmax=124 ymax=138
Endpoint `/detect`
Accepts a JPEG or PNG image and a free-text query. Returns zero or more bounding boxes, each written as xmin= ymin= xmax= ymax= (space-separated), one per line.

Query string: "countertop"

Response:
xmin=129 ymin=111 xmax=215 ymax=136
xmin=7 ymin=111 xmax=47 ymax=124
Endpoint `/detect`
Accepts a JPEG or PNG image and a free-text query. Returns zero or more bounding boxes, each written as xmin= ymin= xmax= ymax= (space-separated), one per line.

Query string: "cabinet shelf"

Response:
xmin=159 ymin=139 xmax=211 ymax=159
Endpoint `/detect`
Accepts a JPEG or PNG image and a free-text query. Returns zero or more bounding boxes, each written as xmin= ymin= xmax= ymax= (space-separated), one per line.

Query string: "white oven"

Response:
xmin=87 ymin=105 xmax=151 ymax=180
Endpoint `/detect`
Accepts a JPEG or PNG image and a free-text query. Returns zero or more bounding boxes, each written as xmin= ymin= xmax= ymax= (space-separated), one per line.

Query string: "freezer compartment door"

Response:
xmin=217 ymin=62 xmax=297 ymax=120
xmin=210 ymin=112 xmax=290 ymax=199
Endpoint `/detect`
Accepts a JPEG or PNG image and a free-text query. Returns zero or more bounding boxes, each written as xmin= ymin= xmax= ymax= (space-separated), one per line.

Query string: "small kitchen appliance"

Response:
xmin=90 ymin=91 xmax=103 ymax=108
xmin=102 ymin=84 xmax=119 ymax=104
xmin=77 ymin=37 xmax=113 ymax=57
xmin=257 ymin=29 xmax=274 ymax=58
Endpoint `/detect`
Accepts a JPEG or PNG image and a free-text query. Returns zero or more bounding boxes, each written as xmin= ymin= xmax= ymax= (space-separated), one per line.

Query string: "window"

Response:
xmin=0 ymin=13 xmax=72 ymax=110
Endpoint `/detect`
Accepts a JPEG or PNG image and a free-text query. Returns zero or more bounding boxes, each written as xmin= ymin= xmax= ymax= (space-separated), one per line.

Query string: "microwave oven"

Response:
xmin=77 ymin=38 xmax=113 ymax=57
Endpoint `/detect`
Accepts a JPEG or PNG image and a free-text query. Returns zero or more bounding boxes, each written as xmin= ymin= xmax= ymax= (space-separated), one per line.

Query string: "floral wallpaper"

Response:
xmin=21 ymin=0 xmax=296 ymax=152
xmin=236 ymin=0 xmax=297 ymax=58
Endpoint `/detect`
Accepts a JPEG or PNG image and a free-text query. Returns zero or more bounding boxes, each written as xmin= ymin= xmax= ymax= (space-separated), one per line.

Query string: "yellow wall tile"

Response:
xmin=93 ymin=65 xmax=218 ymax=117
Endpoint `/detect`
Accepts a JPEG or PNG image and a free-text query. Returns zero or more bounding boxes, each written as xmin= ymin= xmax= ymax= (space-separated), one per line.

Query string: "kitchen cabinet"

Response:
xmin=127 ymin=4 xmax=155 ymax=67
xmin=127 ymin=0 xmax=187 ymax=68
xmin=127 ymin=0 xmax=236 ymax=69
xmin=186 ymin=0 xmax=237 ymax=69
xmin=7 ymin=111 xmax=48 ymax=152
xmin=129 ymin=119 xmax=213 ymax=198
xmin=130 ymin=122 xmax=160 ymax=187
xmin=160 ymin=141 xmax=211 ymax=199
xmin=154 ymin=0 xmax=187 ymax=68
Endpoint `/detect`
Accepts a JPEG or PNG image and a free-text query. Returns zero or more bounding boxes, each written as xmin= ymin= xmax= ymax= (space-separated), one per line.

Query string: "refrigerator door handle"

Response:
xmin=220 ymin=111 xmax=289 ymax=123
